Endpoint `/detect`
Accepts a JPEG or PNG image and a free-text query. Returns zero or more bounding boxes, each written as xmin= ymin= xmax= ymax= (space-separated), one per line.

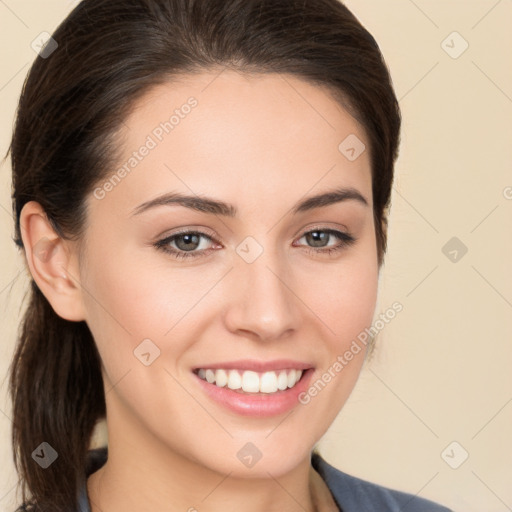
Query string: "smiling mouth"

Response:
xmin=193 ymin=368 xmax=306 ymax=394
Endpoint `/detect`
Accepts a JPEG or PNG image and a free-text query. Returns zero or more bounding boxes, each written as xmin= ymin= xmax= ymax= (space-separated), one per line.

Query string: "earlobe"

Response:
xmin=19 ymin=201 xmax=86 ymax=322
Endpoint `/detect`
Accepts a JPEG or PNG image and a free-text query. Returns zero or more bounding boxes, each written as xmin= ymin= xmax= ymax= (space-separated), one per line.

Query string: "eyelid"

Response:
xmin=155 ymin=226 xmax=218 ymax=242
xmin=297 ymin=222 xmax=350 ymax=237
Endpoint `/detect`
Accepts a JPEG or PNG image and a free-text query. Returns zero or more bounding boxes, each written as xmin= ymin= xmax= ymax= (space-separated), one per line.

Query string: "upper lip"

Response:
xmin=193 ymin=359 xmax=314 ymax=372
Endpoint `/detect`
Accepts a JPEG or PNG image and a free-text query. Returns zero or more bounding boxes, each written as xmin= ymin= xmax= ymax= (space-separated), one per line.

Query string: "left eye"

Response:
xmin=154 ymin=228 xmax=356 ymax=260
xmin=295 ymin=229 xmax=355 ymax=250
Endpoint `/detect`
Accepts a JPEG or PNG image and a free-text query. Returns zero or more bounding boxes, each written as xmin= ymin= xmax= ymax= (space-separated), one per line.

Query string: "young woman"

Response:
xmin=8 ymin=0 xmax=452 ymax=511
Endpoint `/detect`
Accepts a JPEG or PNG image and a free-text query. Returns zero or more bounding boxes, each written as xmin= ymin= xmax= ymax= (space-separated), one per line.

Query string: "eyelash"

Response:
xmin=154 ymin=227 xmax=356 ymax=261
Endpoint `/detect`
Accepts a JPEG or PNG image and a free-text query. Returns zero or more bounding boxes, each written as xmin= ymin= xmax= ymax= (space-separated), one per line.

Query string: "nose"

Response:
xmin=222 ymin=249 xmax=301 ymax=342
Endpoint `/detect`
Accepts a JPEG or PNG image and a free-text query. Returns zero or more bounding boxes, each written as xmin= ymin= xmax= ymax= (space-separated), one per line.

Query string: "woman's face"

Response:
xmin=79 ymin=70 xmax=378 ymax=477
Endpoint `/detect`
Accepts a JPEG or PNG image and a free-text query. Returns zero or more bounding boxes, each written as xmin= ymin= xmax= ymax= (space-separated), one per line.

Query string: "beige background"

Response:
xmin=1 ymin=1 xmax=511 ymax=511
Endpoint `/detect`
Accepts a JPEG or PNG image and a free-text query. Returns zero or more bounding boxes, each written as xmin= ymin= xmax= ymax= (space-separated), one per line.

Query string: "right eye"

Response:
xmin=154 ymin=230 xmax=221 ymax=260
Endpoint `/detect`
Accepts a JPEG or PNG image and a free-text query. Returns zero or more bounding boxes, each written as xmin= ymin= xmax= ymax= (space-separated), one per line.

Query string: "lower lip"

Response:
xmin=194 ymin=369 xmax=314 ymax=417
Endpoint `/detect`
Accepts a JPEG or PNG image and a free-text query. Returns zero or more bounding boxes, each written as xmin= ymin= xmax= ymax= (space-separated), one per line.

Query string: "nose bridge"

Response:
xmin=224 ymin=241 xmax=299 ymax=340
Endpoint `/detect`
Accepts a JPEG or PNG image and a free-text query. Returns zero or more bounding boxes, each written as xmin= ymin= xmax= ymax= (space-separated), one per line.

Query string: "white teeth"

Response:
xmin=227 ymin=369 xmax=242 ymax=390
xmin=242 ymin=371 xmax=260 ymax=392
xmin=215 ymin=369 xmax=228 ymax=387
xmin=197 ymin=368 xmax=305 ymax=393
xmin=260 ymin=371 xmax=278 ymax=393
xmin=277 ymin=370 xmax=289 ymax=391
xmin=287 ymin=369 xmax=297 ymax=388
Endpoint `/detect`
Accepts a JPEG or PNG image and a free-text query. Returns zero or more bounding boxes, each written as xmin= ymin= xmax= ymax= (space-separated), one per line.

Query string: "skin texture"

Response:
xmin=20 ymin=70 xmax=379 ymax=512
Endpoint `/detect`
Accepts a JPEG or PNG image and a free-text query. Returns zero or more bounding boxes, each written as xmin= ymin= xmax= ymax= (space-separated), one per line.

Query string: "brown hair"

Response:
xmin=7 ymin=0 xmax=400 ymax=510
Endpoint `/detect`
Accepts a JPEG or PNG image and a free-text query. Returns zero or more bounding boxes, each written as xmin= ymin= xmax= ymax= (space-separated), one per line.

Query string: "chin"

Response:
xmin=192 ymin=436 xmax=314 ymax=479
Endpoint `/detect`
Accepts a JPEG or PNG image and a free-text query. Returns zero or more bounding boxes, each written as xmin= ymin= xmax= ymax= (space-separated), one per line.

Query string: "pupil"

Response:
xmin=177 ymin=234 xmax=199 ymax=251
xmin=308 ymin=231 xmax=327 ymax=247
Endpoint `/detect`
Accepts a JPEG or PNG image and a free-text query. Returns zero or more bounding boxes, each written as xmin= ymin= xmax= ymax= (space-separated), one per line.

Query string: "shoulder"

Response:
xmin=75 ymin=447 xmax=109 ymax=512
xmin=311 ymin=452 xmax=452 ymax=512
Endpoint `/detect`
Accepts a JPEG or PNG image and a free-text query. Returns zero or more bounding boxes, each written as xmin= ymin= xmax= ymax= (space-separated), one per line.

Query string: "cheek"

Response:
xmin=299 ymin=265 xmax=378 ymax=414
xmin=316 ymin=264 xmax=377 ymax=335
xmin=293 ymin=235 xmax=379 ymax=403
xmin=79 ymin=243 xmax=227 ymax=367
xmin=297 ymin=236 xmax=379 ymax=346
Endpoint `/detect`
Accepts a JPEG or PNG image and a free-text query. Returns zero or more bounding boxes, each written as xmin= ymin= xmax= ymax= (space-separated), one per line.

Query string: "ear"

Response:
xmin=19 ymin=201 xmax=86 ymax=321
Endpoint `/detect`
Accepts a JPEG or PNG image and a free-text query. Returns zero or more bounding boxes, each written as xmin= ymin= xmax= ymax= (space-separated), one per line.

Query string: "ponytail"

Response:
xmin=9 ymin=282 xmax=105 ymax=511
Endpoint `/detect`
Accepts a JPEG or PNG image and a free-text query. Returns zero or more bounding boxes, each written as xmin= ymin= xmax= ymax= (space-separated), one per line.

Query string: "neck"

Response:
xmin=86 ymin=420 xmax=334 ymax=512
xmin=87 ymin=448 xmax=324 ymax=512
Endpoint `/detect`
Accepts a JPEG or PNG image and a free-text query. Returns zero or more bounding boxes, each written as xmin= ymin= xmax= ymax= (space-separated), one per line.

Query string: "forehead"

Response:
xmin=91 ymin=69 xmax=372 ymax=218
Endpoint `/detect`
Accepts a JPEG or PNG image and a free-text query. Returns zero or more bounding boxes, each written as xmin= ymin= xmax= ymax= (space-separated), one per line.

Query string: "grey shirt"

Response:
xmin=78 ymin=448 xmax=452 ymax=511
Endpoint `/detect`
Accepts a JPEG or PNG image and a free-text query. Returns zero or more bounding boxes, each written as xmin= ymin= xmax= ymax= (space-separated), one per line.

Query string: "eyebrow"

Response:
xmin=131 ymin=186 xmax=369 ymax=217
